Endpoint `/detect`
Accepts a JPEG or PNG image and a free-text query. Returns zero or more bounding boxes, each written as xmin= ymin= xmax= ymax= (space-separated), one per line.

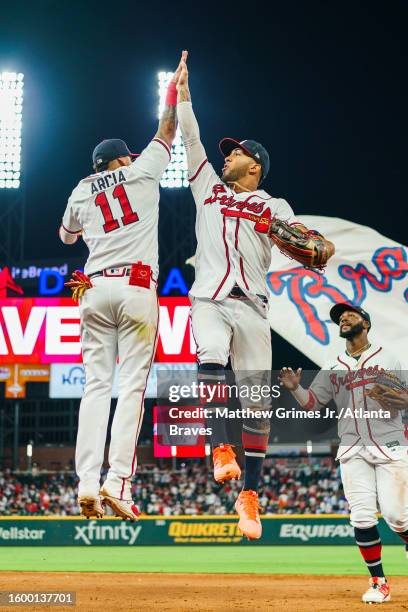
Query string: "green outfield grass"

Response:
xmin=0 ymin=546 xmax=407 ymax=575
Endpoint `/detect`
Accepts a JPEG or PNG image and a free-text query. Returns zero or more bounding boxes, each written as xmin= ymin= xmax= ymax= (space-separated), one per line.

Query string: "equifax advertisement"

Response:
xmin=0 ymin=297 xmax=196 ymax=364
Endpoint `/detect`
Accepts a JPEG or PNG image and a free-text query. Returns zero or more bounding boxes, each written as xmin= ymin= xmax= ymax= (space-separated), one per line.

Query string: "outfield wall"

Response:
xmin=0 ymin=516 xmax=401 ymax=546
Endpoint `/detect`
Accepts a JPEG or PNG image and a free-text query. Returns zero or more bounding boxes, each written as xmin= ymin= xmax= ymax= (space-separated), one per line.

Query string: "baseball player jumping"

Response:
xmin=176 ymin=52 xmax=334 ymax=539
xmin=59 ymin=54 xmax=184 ymax=521
xmin=279 ymin=303 xmax=408 ymax=603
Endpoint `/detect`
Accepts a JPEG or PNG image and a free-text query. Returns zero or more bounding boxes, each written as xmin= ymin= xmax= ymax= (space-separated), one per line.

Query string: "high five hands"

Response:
xmin=176 ymin=50 xmax=188 ymax=90
xmin=278 ymin=367 xmax=302 ymax=391
xmin=172 ymin=50 xmax=188 ymax=86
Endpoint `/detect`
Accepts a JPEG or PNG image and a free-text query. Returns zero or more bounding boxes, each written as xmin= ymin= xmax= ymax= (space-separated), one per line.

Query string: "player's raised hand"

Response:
xmin=156 ymin=52 xmax=188 ymax=146
xmin=172 ymin=50 xmax=188 ymax=84
xmin=176 ymin=50 xmax=189 ymax=90
xmin=278 ymin=367 xmax=302 ymax=391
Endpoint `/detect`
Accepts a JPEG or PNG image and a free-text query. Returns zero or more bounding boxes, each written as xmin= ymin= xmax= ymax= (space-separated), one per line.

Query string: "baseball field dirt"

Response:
xmin=1 ymin=547 xmax=406 ymax=610
xmin=1 ymin=573 xmax=408 ymax=611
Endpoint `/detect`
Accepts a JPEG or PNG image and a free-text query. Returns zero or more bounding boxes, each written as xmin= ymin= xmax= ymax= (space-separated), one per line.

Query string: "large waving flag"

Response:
xmin=267 ymin=216 xmax=408 ymax=366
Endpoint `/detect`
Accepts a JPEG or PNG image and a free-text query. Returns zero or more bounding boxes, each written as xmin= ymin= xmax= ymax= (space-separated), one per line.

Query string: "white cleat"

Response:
xmin=100 ymin=487 xmax=140 ymax=522
xmin=78 ymin=495 xmax=105 ymax=519
xmin=362 ymin=577 xmax=391 ymax=603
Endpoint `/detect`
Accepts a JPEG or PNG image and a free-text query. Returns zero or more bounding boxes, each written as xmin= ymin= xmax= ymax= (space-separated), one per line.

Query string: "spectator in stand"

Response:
xmin=0 ymin=458 xmax=349 ymax=517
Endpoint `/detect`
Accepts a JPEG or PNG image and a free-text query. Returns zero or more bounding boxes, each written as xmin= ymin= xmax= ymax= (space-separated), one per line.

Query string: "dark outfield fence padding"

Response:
xmin=0 ymin=516 xmax=401 ymax=546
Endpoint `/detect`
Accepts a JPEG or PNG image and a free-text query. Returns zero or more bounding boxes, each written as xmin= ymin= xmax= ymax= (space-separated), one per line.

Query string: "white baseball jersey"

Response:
xmin=177 ymin=101 xmax=299 ymax=317
xmin=61 ymin=138 xmax=171 ymax=276
xmin=305 ymin=344 xmax=407 ymax=461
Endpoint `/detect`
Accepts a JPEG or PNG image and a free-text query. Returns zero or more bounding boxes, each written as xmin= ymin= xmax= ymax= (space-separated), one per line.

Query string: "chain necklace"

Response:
xmin=347 ymin=342 xmax=371 ymax=358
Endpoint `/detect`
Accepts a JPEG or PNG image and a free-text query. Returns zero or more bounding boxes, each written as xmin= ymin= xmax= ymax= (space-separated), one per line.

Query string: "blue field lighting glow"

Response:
xmin=157 ymin=71 xmax=188 ymax=189
xmin=0 ymin=71 xmax=23 ymax=189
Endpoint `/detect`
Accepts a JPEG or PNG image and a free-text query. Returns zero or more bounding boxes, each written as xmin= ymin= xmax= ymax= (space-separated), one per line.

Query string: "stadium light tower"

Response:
xmin=0 ymin=71 xmax=25 ymax=263
xmin=157 ymin=72 xmax=188 ymax=188
xmin=0 ymin=72 xmax=23 ymax=189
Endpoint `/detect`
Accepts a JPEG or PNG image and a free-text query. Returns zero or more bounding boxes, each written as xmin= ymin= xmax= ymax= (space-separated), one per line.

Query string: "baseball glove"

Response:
xmin=365 ymin=371 xmax=408 ymax=411
xmin=65 ymin=270 xmax=93 ymax=303
xmin=268 ymin=219 xmax=331 ymax=271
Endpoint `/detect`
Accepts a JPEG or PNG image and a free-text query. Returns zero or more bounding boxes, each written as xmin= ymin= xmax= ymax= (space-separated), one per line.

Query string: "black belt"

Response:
xmin=89 ymin=266 xmax=131 ymax=278
xmin=229 ymin=284 xmax=268 ymax=304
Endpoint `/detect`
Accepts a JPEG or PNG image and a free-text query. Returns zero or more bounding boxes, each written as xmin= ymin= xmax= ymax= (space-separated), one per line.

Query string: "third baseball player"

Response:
xmin=279 ymin=302 xmax=408 ymax=603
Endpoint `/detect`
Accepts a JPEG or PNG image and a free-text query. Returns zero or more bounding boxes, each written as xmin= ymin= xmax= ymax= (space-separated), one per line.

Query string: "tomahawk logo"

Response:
xmin=74 ymin=521 xmax=142 ymax=545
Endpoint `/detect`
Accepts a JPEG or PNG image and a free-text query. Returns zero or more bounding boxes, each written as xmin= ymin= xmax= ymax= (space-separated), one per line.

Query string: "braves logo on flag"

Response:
xmin=267 ymin=216 xmax=408 ymax=366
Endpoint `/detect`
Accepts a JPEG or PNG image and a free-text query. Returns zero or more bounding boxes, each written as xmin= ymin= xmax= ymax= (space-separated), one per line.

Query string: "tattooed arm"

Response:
xmin=154 ymin=102 xmax=177 ymax=149
xmin=153 ymin=52 xmax=186 ymax=148
xmin=130 ymin=55 xmax=186 ymax=180
xmin=177 ymin=52 xmax=191 ymax=103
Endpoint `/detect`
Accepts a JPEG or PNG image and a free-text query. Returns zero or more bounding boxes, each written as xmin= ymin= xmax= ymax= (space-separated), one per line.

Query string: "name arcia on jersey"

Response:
xmin=90 ymin=170 xmax=127 ymax=194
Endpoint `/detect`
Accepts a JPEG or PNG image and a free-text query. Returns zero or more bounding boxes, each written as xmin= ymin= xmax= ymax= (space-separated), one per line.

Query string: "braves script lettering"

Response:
xmin=204 ymin=183 xmax=267 ymax=214
xmin=267 ymin=247 xmax=408 ymax=345
xmin=330 ymin=365 xmax=383 ymax=395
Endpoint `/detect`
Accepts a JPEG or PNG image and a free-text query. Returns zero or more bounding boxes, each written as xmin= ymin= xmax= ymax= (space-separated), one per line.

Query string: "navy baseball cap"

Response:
xmin=219 ymin=138 xmax=270 ymax=182
xmin=92 ymin=139 xmax=139 ymax=170
xmin=330 ymin=303 xmax=371 ymax=329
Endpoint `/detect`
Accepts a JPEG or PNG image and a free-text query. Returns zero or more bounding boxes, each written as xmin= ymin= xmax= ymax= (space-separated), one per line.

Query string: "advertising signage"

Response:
xmin=0 ymin=297 xmax=196 ymax=364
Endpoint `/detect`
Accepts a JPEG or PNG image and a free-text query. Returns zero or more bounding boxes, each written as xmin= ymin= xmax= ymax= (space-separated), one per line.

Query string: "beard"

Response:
xmin=221 ymin=166 xmax=244 ymax=184
xmin=339 ymin=321 xmax=365 ymax=339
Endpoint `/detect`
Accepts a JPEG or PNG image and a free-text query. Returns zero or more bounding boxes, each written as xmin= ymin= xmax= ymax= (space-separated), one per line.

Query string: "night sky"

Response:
xmin=1 ymin=0 xmax=407 ymax=368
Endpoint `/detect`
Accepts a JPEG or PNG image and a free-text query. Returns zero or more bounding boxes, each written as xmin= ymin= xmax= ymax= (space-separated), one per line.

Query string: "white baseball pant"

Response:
xmin=76 ymin=275 xmax=158 ymax=500
xmin=190 ymin=296 xmax=272 ymax=371
xmin=340 ymin=447 xmax=408 ymax=532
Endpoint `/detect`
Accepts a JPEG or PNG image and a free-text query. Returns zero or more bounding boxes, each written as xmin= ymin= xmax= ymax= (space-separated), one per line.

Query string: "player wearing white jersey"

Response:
xmin=60 ymin=54 xmax=184 ymax=521
xmin=280 ymin=303 xmax=408 ymax=603
xmin=176 ymin=53 xmax=334 ymax=539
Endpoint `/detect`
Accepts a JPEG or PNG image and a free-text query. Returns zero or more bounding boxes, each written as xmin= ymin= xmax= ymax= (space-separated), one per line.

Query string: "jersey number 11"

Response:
xmin=94 ymin=184 xmax=139 ymax=233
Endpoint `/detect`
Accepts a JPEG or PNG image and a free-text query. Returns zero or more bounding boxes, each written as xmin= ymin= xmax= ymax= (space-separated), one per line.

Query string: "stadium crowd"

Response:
xmin=0 ymin=457 xmax=348 ymax=516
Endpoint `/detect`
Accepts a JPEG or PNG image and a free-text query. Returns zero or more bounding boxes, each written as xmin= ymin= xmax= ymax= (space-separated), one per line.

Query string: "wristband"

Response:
xmin=290 ymin=385 xmax=311 ymax=408
xmin=165 ymin=82 xmax=177 ymax=106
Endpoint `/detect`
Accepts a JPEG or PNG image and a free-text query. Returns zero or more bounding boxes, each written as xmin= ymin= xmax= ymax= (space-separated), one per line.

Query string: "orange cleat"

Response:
xmin=235 ymin=489 xmax=262 ymax=540
xmin=213 ymin=444 xmax=241 ymax=483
